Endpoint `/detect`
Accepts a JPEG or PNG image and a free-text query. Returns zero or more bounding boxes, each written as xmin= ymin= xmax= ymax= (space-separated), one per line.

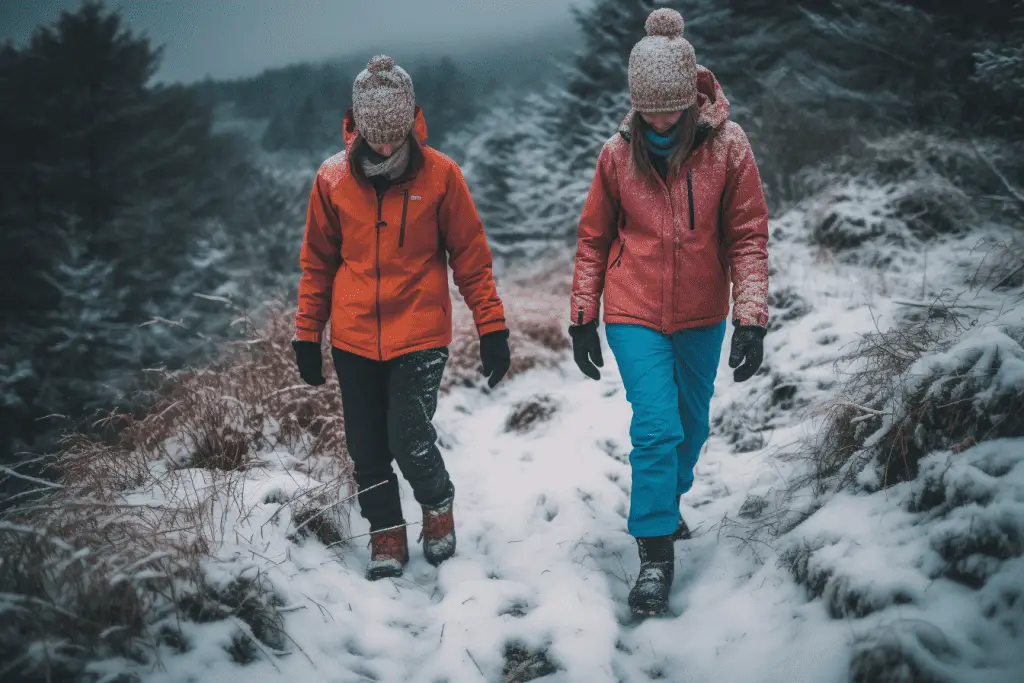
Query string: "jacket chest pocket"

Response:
xmin=677 ymin=170 xmax=726 ymax=243
xmin=393 ymin=191 xmax=440 ymax=255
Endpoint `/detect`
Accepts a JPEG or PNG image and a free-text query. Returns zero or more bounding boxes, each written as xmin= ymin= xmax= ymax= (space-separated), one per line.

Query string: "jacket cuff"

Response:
xmin=732 ymin=302 xmax=768 ymax=329
xmin=569 ymin=300 xmax=600 ymax=326
xmin=477 ymin=319 xmax=507 ymax=337
xmin=294 ymin=328 xmax=323 ymax=343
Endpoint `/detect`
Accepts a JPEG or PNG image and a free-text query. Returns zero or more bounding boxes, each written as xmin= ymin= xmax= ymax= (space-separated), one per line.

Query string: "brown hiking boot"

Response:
xmin=366 ymin=526 xmax=409 ymax=581
xmin=420 ymin=495 xmax=456 ymax=566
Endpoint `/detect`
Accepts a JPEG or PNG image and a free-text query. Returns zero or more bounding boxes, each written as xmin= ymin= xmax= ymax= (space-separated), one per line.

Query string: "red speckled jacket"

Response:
xmin=570 ymin=66 xmax=769 ymax=333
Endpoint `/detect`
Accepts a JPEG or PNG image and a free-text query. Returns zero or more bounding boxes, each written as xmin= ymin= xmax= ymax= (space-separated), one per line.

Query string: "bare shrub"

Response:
xmin=796 ymin=302 xmax=1024 ymax=497
xmin=874 ymin=332 xmax=1024 ymax=488
xmin=505 ymin=396 xmax=559 ymax=434
xmin=502 ymin=642 xmax=558 ymax=683
xmin=791 ymin=313 xmax=953 ymax=494
xmin=444 ymin=264 xmax=571 ymax=393
xmin=970 ymin=236 xmax=1024 ymax=294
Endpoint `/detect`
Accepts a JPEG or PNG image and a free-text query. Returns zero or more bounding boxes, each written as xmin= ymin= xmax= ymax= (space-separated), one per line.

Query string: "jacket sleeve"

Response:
xmin=438 ymin=161 xmax=507 ymax=336
xmin=570 ymin=142 xmax=620 ymax=325
xmin=721 ymin=123 xmax=769 ymax=328
xmin=295 ymin=171 xmax=342 ymax=343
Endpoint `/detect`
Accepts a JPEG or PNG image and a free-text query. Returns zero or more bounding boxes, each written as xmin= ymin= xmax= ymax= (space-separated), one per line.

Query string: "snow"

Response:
xmin=49 ymin=161 xmax=1019 ymax=683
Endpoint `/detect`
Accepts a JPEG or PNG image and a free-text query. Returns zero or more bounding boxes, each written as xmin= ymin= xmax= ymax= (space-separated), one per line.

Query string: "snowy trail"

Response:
xmin=143 ymin=212 xmax=1024 ymax=682
xmin=154 ymin=357 xmax=857 ymax=683
xmin=147 ymin=233 xmax=861 ymax=682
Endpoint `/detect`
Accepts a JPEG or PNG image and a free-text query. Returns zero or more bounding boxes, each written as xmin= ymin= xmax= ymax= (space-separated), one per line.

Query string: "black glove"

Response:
xmin=728 ymin=323 xmax=766 ymax=382
xmin=291 ymin=339 xmax=326 ymax=386
xmin=479 ymin=329 xmax=511 ymax=389
xmin=568 ymin=319 xmax=603 ymax=380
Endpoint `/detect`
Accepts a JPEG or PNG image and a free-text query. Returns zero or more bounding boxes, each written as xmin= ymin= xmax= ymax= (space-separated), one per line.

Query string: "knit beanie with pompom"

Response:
xmin=628 ymin=9 xmax=698 ymax=113
xmin=352 ymin=55 xmax=416 ymax=145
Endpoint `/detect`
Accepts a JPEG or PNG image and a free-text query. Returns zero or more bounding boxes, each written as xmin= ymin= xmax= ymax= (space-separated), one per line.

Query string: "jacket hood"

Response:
xmin=344 ymin=105 xmax=429 ymax=150
xmin=618 ymin=65 xmax=729 ymax=137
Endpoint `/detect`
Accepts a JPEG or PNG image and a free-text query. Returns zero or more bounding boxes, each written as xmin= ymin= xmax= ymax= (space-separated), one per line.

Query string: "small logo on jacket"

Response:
xmin=410 ymin=195 xmax=422 ymax=200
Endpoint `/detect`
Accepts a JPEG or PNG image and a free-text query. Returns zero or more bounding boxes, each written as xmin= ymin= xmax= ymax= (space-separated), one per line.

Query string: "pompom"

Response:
xmin=367 ymin=55 xmax=395 ymax=74
xmin=645 ymin=8 xmax=684 ymax=38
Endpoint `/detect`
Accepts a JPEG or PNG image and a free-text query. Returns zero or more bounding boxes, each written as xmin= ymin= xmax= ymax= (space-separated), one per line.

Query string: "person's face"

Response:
xmin=367 ymin=139 xmax=401 ymax=157
xmin=641 ymin=110 xmax=683 ymax=134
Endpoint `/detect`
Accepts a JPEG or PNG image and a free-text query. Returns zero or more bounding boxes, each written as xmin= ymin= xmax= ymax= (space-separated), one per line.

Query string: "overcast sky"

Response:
xmin=2 ymin=0 xmax=584 ymax=83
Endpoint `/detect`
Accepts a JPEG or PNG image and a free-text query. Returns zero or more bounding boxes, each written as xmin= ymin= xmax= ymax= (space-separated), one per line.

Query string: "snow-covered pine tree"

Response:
xmin=410 ymin=56 xmax=479 ymax=151
xmin=798 ymin=0 xmax=1024 ymax=134
xmin=560 ymin=0 xmax=688 ymax=171
xmin=0 ymin=1 xmax=270 ymax=469
xmin=37 ymin=218 xmax=137 ymax=418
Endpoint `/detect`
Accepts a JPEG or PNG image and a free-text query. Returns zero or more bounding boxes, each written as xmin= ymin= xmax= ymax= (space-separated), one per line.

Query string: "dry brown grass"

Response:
xmin=443 ymin=263 xmax=572 ymax=393
xmin=59 ymin=300 xmax=351 ymax=495
xmin=0 ymin=300 xmax=355 ymax=682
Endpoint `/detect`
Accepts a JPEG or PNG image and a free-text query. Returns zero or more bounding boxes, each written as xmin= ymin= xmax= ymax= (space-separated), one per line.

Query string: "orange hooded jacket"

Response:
xmin=295 ymin=107 xmax=506 ymax=360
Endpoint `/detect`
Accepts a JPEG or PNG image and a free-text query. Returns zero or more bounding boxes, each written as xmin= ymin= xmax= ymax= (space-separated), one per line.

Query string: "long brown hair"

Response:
xmin=629 ymin=106 xmax=700 ymax=179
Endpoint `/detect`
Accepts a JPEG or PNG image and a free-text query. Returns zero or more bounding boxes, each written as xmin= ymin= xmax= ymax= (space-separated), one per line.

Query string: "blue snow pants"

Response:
xmin=605 ymin=321 xmax=727 ymax=538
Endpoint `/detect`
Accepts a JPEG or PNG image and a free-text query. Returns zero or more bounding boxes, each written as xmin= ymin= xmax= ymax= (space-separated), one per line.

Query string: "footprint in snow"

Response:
xmin=536 ymin=493 xmax=559 ymax=522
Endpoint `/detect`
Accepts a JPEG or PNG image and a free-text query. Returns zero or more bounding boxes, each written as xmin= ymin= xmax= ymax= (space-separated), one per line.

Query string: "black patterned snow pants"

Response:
xmin=331 ymin=346 xmax=453 ymax=531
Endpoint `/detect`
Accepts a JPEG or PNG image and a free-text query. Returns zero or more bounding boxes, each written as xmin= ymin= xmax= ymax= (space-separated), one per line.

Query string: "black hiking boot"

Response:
xmin=628 ymin=535 xmax=674 ymax=618
xmin=420 ymin=494 xmax=456 ymax=566
xmin=672 ymin=514 xmax=692 ymax=541
xmin=672 ymin=496 xmax=691 ymax=541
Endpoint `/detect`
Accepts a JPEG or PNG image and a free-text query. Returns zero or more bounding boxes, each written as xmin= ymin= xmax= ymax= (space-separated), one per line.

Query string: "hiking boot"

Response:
xmin=672 ymin=496 xmax=691 ymax=541
xmin=366 ymin=526 xmax=409 ymax=581
xmin=628 ymin=535 xmax=674 ymax=618
xmin=420 ymin=495 xmax=456 ymax=566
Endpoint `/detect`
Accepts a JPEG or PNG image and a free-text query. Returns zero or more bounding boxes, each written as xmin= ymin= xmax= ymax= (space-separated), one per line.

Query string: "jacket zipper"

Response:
xmin=663 ymin=176 xmax=676 ymax=332
xmin=375 ymin=190 xmax=386 ymax=360
xmin=687 ymin=168 xmax=695 ymax=231
xmin=399 ymin=189 xmax=409 ymax=248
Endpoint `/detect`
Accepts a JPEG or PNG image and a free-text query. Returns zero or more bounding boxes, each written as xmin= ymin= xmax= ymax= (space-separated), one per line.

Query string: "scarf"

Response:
xmin=361 ymin=138 xmax=411 ymax=180
xmin=643 ymin=125 xmax=679 ymax=159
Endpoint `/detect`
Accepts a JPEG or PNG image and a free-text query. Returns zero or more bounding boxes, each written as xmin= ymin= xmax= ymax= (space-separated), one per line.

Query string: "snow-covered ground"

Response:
xmin=110 ymin=191 xmax=1024 ymax=683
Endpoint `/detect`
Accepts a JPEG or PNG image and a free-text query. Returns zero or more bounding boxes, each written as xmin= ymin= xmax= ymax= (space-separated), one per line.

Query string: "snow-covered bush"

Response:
xmin=804 ymin=312 xmax=1024 ymax=496
xmin=871 ymin=326 xmax=1024 ymax=486
xmin=800 ymin=134 xmax=1020 ymax=266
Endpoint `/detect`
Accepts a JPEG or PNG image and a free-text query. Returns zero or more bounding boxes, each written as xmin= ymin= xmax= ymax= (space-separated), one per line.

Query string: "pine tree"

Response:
xmin=559 ymin=0 xmax=691 ymax=168
xmin=0 ymin=1 xmax=259 ymax=467
xmin=797 ymin=0 xmax=1024 ymax=134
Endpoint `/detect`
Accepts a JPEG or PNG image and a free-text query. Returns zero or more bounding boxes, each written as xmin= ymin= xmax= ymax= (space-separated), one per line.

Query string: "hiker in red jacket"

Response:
xmin=569 ymin=9 xmax=770 ymax=618
xmin=292 ymin=55 xmax=511 ymax=581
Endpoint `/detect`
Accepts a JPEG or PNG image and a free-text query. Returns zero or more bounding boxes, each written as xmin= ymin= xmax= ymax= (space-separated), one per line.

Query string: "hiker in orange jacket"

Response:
xmin=292 ymin=55 xmax=511 ymax=580
xmin=569 ymin=9 xmax=770 ymax=617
